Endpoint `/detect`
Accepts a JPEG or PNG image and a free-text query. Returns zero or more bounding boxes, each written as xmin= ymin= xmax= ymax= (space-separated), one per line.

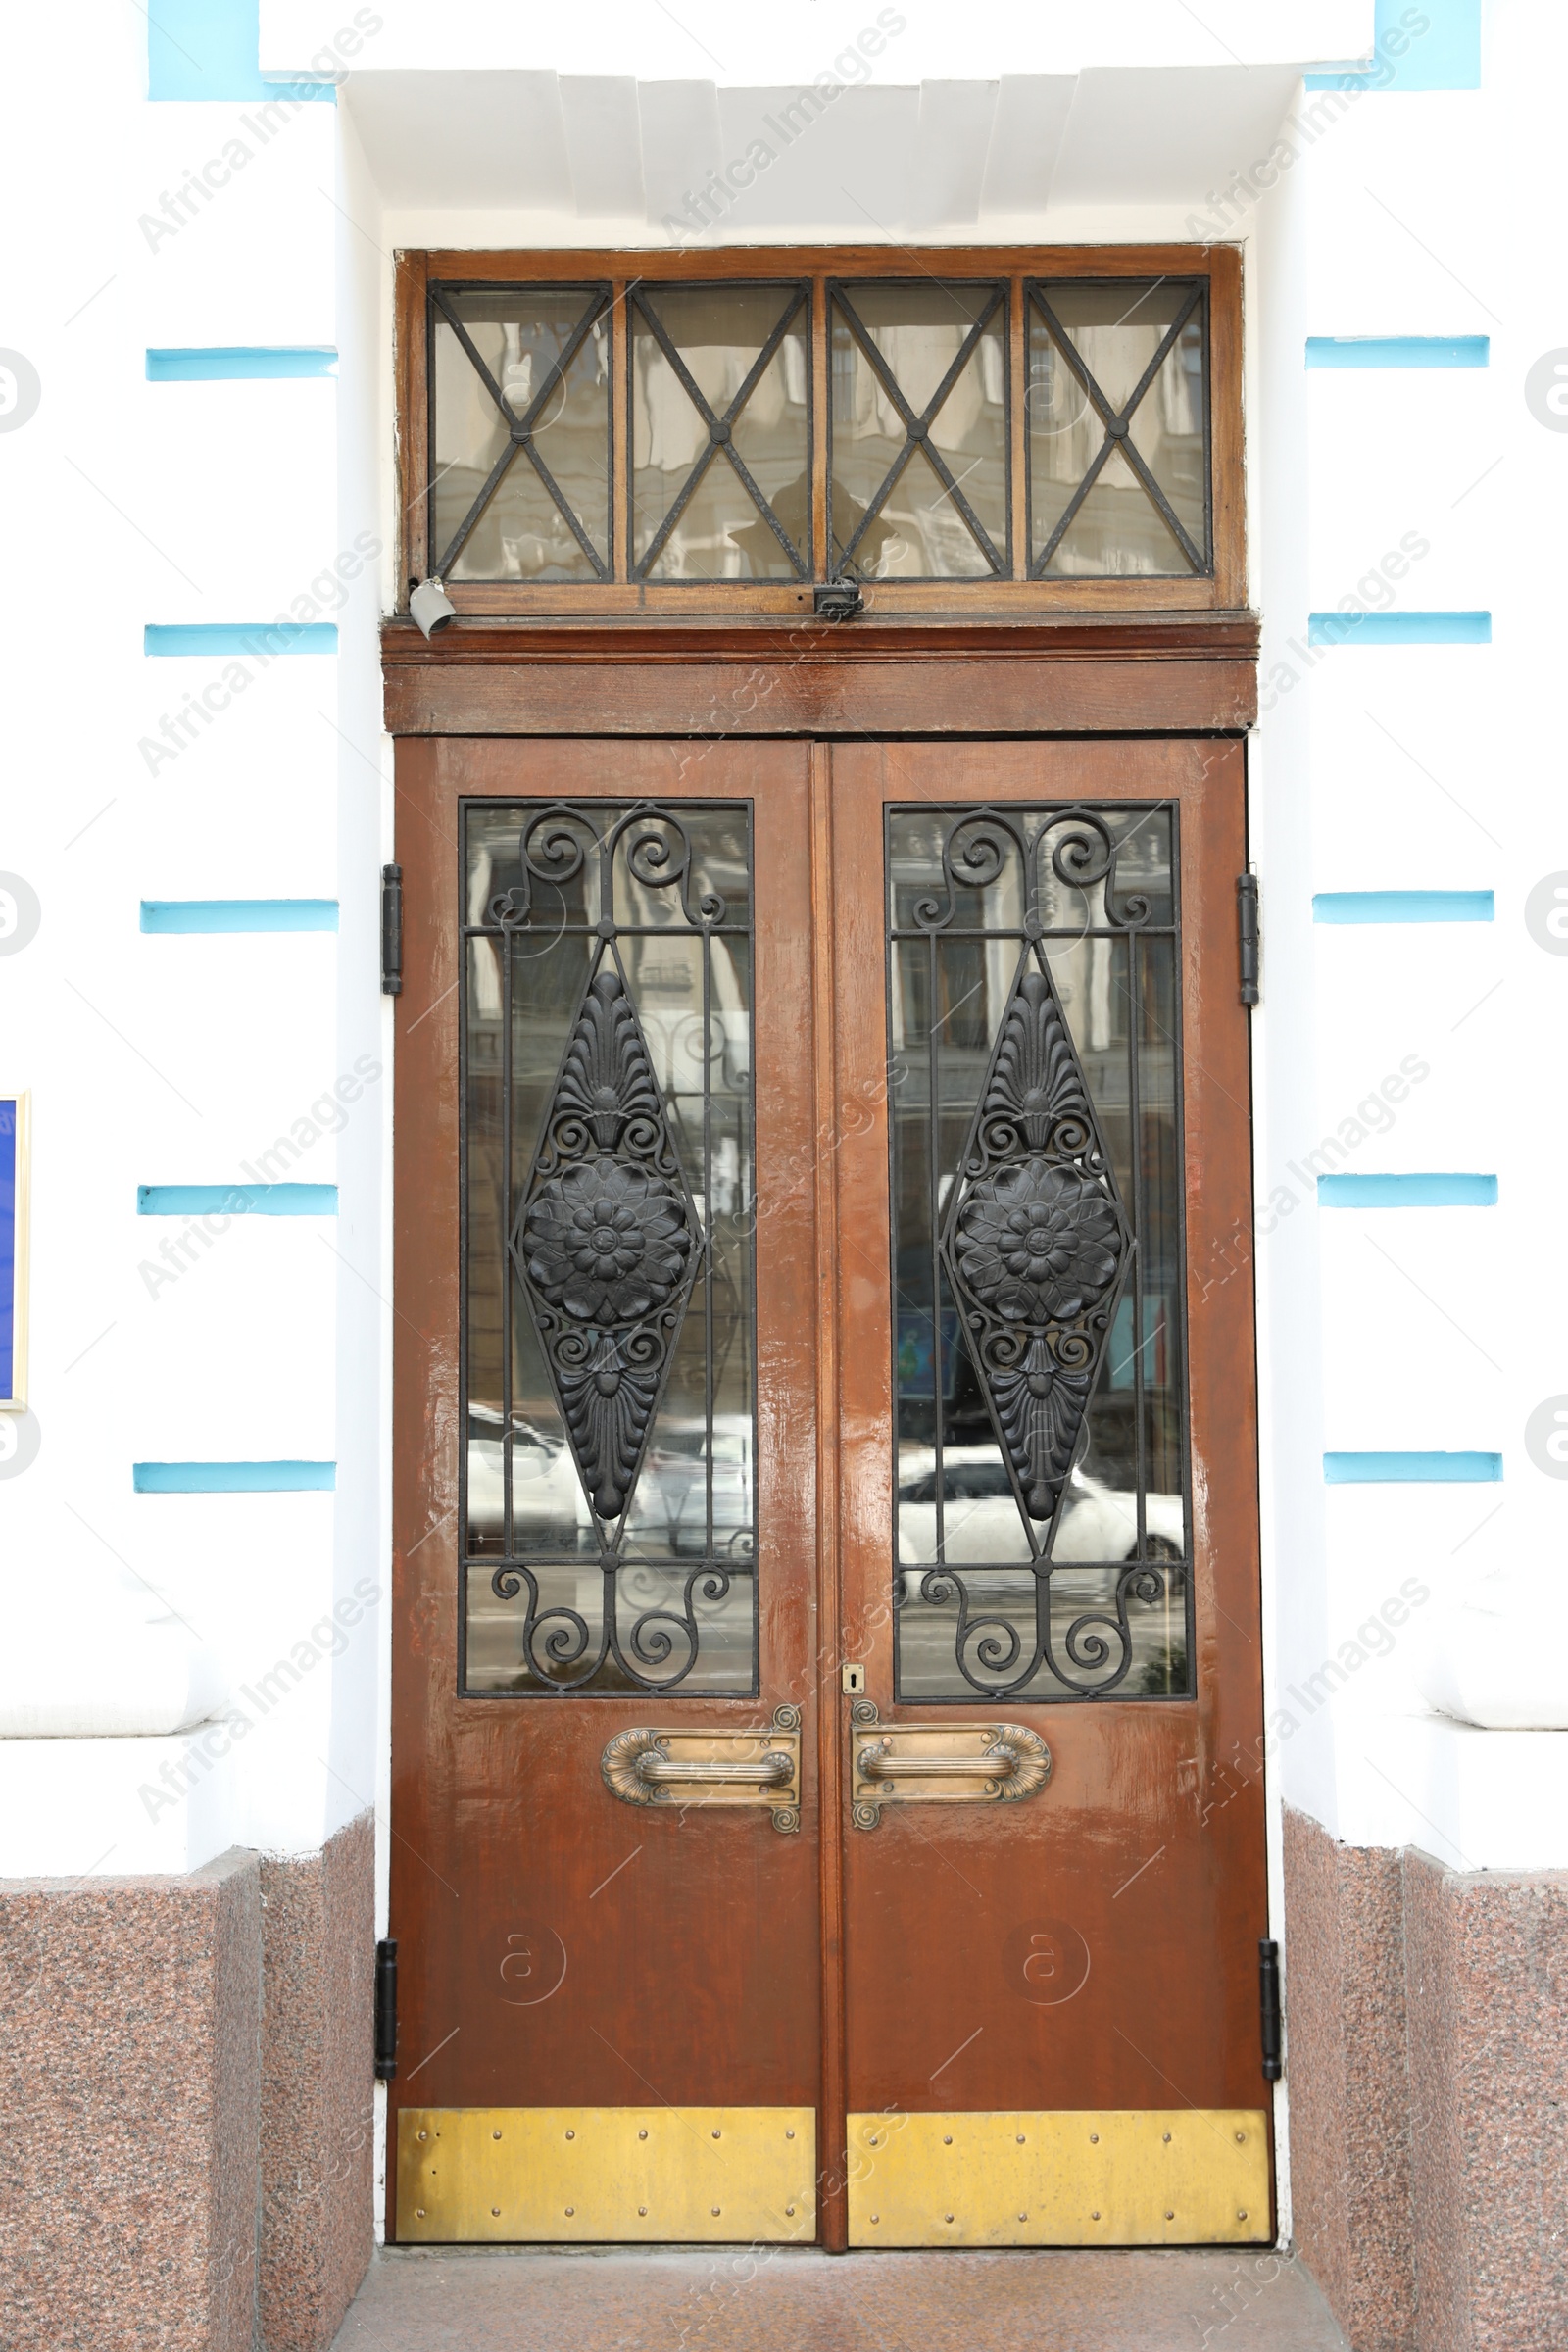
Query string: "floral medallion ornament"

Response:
xmin=941 ymin=962 xmax=1130 ymax=1528
xmin=513 ymin=962 xmax=701 ymax=1520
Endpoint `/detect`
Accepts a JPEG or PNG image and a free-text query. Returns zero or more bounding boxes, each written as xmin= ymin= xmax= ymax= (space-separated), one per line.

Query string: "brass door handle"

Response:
xmin=602 ymin=1707 xmax=802 ymax=1831
xmin=636 ymin=1751 xmax=793 ymax=1788
xmin=850 ymin=1702 xmax=1051 ymax=1828
xmin=857 ymin=1740 xmax=1022 ymax=1782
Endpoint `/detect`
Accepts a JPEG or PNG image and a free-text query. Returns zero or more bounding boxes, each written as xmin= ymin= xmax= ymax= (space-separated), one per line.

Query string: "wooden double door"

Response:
xmin=389 ymin=730 xmax=1268 ymax=2250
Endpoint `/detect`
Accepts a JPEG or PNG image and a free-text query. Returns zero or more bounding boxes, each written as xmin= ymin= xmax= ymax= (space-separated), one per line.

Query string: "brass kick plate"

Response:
xmin=847 ymin=2110 xmax=1270 ymax=2246
xmin=397 ymin=2106 xmax=816 ymax=2243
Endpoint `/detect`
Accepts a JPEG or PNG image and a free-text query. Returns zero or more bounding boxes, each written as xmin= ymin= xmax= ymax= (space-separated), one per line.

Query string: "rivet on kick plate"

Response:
xmin=1166 ymin=2210 xmax=1176 ymax=2221
xmin=1239 ymin=2210 xmax=1249 ymax=2222
xmin=711 ymin=2207 xmax=721 ymax=2217
xmin=943 ymin=2135 xmax=953 ymax=2145
xmin=639 ymin=2130 xmax=648 ymax=2140
xmin=565 ymin=2208 xmax=574 ymax=2218
xmin=1163 ymin=2132 xmax=1172 ymax=2142
xmin=491 ymin=2207 xmax=501 ymax=2217
xmin=638 ymin=2206 xmax=648 ymax=2217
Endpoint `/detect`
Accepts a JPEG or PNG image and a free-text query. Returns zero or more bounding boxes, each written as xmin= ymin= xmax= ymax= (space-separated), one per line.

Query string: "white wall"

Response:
xmin=3 ymin=0 xmax=1559 ymax=1922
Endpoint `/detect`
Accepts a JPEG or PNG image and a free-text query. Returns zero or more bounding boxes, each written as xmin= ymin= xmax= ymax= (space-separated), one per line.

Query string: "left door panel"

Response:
xmin=389 ymin=740 xmax=821 ymax=2243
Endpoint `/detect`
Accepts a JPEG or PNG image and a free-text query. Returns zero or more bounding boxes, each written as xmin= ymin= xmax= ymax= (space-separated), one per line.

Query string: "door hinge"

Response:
xmin=374 ymin=1936 xmax=398 ymax=2080
xmin=380 ymin=863 xmax=404 ymax=997
xmin=1237 ymin=869 xmax=1260 ymax=1007
xmin=1258 ymin=1936 xmax=1283 ymax=2080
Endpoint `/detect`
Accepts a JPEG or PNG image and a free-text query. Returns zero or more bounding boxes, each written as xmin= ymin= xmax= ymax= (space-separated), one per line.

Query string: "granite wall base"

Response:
xmin=259 ymin=1812 xmax=375 ymax=2352
xmin=0 ymin=1845 xmax=262 ymax=2352
xmin=1285 ymin=1805 xmax=1568 ymax=2352
xmin=0 ymin=1813 xmax=373 ymax=2352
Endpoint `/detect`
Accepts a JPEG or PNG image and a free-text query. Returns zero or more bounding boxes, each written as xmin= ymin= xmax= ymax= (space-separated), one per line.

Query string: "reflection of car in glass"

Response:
xmin=645 ymin=1416 xmax=755 ymax=1559
xmin=466 ymin=1409 xmax=593 ymax=1544
xmin=897 ymin=1446 xmax=1184 ymax=1599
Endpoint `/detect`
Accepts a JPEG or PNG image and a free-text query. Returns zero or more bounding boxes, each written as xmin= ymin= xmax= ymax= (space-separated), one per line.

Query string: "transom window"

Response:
xmin=401 ymin=247 xmax=1242 ymax=614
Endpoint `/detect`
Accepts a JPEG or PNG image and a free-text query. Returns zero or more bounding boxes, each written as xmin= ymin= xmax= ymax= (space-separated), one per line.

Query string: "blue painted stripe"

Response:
xmin=1307 ymin=612 xmax=1491 ymax=647
xmin=134 ymin=1459 xmax=337 ymax=1494
xmin=1305 ymin=0 xmax=1480 ymax=90
xmin=1313 ymin=890 xmax=1494 ymax=924
xmin=138 ymin=1184 xmax=338 ymax=1216
xmin=147 ymin=348 xmax=337 ymax=381
xmin=148 ymin=0 xmax=336 ymax=100
xmin=1318 ymin=1173 xmax=1496 ymax=1207
xmin=141 ymin=899 xmax=339 ymax=933
xmin=1306 ymin=335 xmax=1488 ymax=368
xmin=1324 ymin=1450 xmax=1500 ymax=1485
xmin=144 ymin=622 xmax=337 ymax=658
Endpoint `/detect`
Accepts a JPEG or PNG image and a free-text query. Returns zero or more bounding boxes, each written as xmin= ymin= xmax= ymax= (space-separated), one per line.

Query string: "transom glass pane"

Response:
xmin=829 ymin=282 xmax=1008 ymax=580
xmin=1027 ymin=280 xmax=1208 ymax=577
xmin=887 ymin=803 xmax=1191 ymax=1703
xmin=630 ymin=284 xmax=810 ymax=579
xmin=431 ymin=286 xmax=612 ymax=581
xmin=463 ymin=801 xmax=757 ymax=1694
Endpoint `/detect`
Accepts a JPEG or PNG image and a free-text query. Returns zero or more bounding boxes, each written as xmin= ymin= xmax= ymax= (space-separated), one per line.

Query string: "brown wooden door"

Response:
xmin=826 ymin=739 xmax=1269 ymax=2246
xmin=387 ymin=729 xmax=1266 ymax=2250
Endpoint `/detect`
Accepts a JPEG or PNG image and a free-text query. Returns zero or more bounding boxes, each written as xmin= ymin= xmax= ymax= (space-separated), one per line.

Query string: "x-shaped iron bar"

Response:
xmin=1026 ymin=281 xmax=1207 ymax=577
xmin=829 ymin=282 xmax=1007 ymax=579
xmin=629 ymin=284 xmax=809 ymax=580
xmin=430 ymin=285 xmax=612 ymax=581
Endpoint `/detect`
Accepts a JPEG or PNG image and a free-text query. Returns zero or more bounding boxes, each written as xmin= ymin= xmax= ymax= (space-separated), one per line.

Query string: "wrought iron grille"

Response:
xmin=828 ymin=280 xmax=1009 ymax=581
xmin=429 ymin=283 xmax=613 ymax=583
xmin=628 ymin=282 xmax=810 ymax=580
xmin=887 ymin=802 xmax=1192 ymax=1703
xmin=1025 ymin=278 xmax=1211 ymax=578
xmin=419 ymin=270 xmax=1219 ymax=593
xmin=461 ymin=800 xmax=757 ymax=1695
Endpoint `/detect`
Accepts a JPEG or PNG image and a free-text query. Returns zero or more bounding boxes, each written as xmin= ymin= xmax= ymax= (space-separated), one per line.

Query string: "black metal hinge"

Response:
xmin=380 ymin=863 xmax=404 ymax=997
xmin=374 ymin=1937 xmax=398 ymax=2080
xmin=1259 ymin=1936 xmax=1283 ymax=2080
xmin=1237 ymin=869 xmax=1260 ymax=1006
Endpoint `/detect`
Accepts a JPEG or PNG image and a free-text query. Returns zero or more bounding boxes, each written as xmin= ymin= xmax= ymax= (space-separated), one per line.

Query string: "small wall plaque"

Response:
xmin=1 ymin=1093 xmax=30 ymax=1411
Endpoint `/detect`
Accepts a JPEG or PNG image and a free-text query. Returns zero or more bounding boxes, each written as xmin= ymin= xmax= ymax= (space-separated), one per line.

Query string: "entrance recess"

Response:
xmin=388 ymin=730 xmax=1267 ymax=2250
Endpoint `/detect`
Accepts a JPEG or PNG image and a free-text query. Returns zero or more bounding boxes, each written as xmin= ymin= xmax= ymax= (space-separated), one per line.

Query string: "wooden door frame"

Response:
xmin=381 ymin=622 xmax=1260 ymax=2250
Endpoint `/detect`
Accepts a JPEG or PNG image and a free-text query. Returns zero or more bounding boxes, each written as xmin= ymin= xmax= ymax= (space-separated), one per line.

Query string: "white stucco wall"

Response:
xmin=2 ymin=1 xmax=1560 ymax=1944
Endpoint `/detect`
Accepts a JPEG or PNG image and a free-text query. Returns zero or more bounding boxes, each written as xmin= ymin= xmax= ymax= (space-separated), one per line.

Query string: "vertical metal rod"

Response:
xmin=501 ymin=906 xmax=514 ymax=1565
xmin=928 ymin=923 xmax=944 ymax=1565
xmin=809 ymin=744 xmax=850 ymax=2252
xmin=703 ymin=886 xmax=714 ymax=1558
xmin=1127 ymin=924 xmax=1148 ymax=1569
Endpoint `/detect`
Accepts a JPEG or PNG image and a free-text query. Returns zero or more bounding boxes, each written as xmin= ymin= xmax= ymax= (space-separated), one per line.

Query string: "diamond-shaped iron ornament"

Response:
xmin=511 ymin=958 xmax=702 ymax=1521
xmin=940 ymin=954 xmax=1131 ymax=1532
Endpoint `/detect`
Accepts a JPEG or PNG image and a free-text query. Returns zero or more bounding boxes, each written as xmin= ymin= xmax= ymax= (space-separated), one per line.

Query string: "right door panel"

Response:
xmin=831 ymin=738 xmax=1270 ymax=2248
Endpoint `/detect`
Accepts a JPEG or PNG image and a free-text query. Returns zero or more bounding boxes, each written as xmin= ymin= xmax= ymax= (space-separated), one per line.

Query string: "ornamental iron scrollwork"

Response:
xmin=890 ymin=801 xmax=1190 ymax=1706
xmin=941 ymin=959 xmax=1130 ymax=1531
xmin=513 ymin=964 xmax=701 ymax=1520
xmin=469 ymin=798 xmax=757 ymax=1697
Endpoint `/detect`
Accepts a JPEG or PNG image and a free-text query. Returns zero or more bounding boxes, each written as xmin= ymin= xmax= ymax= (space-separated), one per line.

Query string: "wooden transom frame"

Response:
xmin=395 ymin=243 xmax=1245 ymax=619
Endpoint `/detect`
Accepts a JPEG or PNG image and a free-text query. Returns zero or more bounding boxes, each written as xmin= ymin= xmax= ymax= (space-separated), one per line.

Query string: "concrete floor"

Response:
xmin=332 ymin=2244 xmax=1350 ymax=2351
